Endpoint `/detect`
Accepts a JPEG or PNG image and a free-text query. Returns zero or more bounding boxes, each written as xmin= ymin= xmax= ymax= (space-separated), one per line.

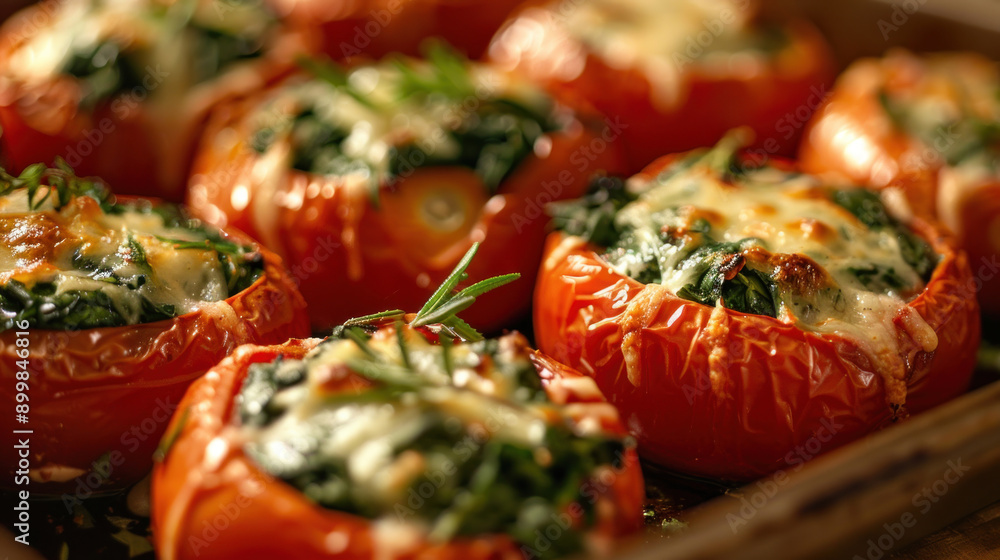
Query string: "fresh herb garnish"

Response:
xmin=0 ymin=164 xmax=265 ymax=332
xmin=256 ymin=47 xmax=556 ymax=205
xmin=237 ymin=243 xmax=622 ymax=559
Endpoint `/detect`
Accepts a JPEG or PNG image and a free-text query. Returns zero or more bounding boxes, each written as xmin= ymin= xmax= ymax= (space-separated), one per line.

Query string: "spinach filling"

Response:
xmin=551 ymin=147 xmax=938 ymax=320
xmin=60 ymin=1 xmax=272 ymax=107
xmin=878 ymin=88 xmax=1000 ymax=167
xmin=238 ymin=328 xmax=624 ymax=559
xmin=250 ymin=46 xmax=557 ymax=203
xmin=0 ymin=164 xmax=264 ymax=332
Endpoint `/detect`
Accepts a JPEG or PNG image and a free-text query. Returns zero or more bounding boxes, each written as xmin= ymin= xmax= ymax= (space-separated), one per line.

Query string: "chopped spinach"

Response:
xmin=830 ymin=188 xmax=937 ymax=280
xmin=239 ymin=332 xmax=622 ymax=559
xmin=253 ymin=49 xmax=557 ymax=204
xmin=672 ymin=240 xmax=779 ymax=318
xmin=549 ymin=176 xmax=636 ymax=247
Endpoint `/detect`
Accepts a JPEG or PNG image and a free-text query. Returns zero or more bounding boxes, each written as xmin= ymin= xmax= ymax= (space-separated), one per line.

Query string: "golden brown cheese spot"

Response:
xmin=791 ymin=218 xmax=837 ymax=243
xmin=0 ymin=214 xmax=69 ymax=270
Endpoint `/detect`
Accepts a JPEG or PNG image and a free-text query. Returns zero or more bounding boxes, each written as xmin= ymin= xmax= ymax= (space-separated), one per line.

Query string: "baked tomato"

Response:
xmin=0 ymin=0 xmax=313 ymax=201
xmin=0 ymin=164 xmax=309 ymax=495
xmin=800 ymin=49 xmax=1000 ymax=313
xmin=151 ymin=254 xmax=644 ymax=559
xmin=534 ymin=136 xmax=980 ymax=481
xmin=269 ymin=0 xmax=529 ymax=60
xmin=187 ymin=48 xmax=622 ymax=333
xmin=488 ymin=0 xmax=835 ymax=174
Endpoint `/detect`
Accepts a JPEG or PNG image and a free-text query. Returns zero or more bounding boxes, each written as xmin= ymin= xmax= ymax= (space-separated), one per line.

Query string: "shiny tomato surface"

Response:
xmin=151 ymin=335 xmax=644 ymax=560
xmin=0 ymin=225 xmax=309 ymax=495
xmin=800 ymin=50 xmax=1000 ymax=313
xmin=188 ymin=90 xmax=622 ymax=334
xmin=0 ymin=2 xmax=311 ymax=201
xmin=533 ymin=153 xmax=980 ymax=481
xmin=270 ymin=0 xmax=529 ymax=59
xmin=488 ymin=2 xmax=835 ymax=173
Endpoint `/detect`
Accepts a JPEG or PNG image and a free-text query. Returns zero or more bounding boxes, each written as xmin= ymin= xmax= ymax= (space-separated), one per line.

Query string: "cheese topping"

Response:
xmin=559 ymin=0 xmax=782 ymax=109
xmin=554 ymin=141 xmax=940 ymax=405
xmin=5 ymin=0 xmax=274 ymax=88
xmin=238 ymin=327 xmax=626 ymax=557
xmin=247 ymin=51 xmax=558 ymax=200
xmin=0 ymin=180 xmax=263 ymax=331
xmin=870 ymin=51 xmax=1000 ymax=233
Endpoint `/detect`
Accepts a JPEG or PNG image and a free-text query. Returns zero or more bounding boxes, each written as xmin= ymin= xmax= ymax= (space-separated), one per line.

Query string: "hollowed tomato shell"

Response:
xmin=151 ymin=337 xmax=644 ymax=560
xmin=0 ymin=3 xmax=314 ymax=201
xmin=487 ymin=7 xmax=836 ymax=173
xmin=0 ymin=221 xmax=310 ymax=495
xmin=533 ymin=154 xmax=981 ymax=481
xmin=187 ymin=91 xmax=624 ymax=333
xmin=799 ymin=50 xmax=1000 ymax=314
xmin=269 ymin=0 xmax=530 ymax=60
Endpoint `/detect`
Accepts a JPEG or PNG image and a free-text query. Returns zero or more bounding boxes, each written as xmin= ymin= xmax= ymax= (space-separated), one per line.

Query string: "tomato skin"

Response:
xmin=270 ymin=0 xmax=529 ymax=59
xmin=488 ymin=7 xmax=835 ymax=173
xmin=800 ymin=51 xmax=1000 ymax=313
xmin=151 ymin=338 xmax=644 ymax=560
xmin=532 ymin=154 xmax=980 ymax=482
xmin=0 ymin=215 xmax=310 ymax=495
xmin=0 ymin=3 xmax=313 ymax=201
xmin=187 ymin=93 xmax=623 ymax=333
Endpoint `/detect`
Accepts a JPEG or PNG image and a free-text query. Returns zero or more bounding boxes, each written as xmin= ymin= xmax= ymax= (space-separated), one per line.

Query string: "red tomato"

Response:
xmin=151 ymin=332 xmax=644 ymax=560
xmin=0 ymin=1 xmax=313 ymax=201
xmin=800 ymin=50 xmax=1000 ymax=313
xmin=187 ymin=84 xmax=623 ymax=334
xmin=533 ymin=153 xmax=980 ymax=481
xmin=0 ymin=213 xmax=310 ymax=495
xmin=487 ymin=1 xmax=835 ymax=173
xmin=270 ymin=0 xmax=529 ymax=59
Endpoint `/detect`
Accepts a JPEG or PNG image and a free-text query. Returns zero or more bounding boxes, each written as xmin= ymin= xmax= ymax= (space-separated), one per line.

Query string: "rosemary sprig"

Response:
xmin=0 ymin=160 xmax=112 ymax=211
xmin=410 ymin=243 xmax=519 ymax=342
xmin=297 ymin=56 xmax=380 ymax=111
xmin=332 ymin=242 xmax=518 ymax=344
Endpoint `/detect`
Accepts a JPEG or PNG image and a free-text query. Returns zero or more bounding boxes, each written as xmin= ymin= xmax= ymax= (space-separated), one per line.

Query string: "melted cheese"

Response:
xmin=560 ymin=0 xmax=764 ymax=109
xmin=241 ymin=329 xmax=582 ymax=516
xmin=615 ymin=162 xmax=937 ymax=404
xmin=0 ymin=189 xmax=246 ymax=324
xmin=252 ymin=65 xmax=550 ymax=188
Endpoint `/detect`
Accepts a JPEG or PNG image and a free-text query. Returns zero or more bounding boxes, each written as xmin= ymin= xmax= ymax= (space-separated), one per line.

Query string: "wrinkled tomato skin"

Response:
xmin=533 ymin=154 xmax=980 ymax=482
xmin=151 ymin=338 xmax=644 ymax=560
xmin=488 ymin=9 xmax=835 ymax=174
xmin=800 ymin=52 xmax=1000 ymax=314
xmin=0 ymin=222 xmax=310 ymax=495
xmin=271 ymin=0 xmax=528 ymax=60
xmin=0 ymin=4 xmax=312 ymax=201
xmin=188 ymin=96 xmax=623 ymax=334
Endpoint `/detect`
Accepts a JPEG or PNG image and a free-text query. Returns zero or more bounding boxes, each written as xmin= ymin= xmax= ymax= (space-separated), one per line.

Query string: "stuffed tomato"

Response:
xmin=187 ymin=48 xmax=621 ymax=333
xmin=0 ymin=164 xmax=309 ymax=494
xmin=152 ymin=304 xmax=644 ymax=558
xmin=269 ymin=0 xmax=528 ymax=60
xmin=534 ymin=136 xmax=980 ymax=481
xmin=488 ymin=0 xmax=835 ymax=173
xmin=0 ymin=0 xmax=312 ymax=201
xmin=800 ymin=50 xmax=1000 ymax=313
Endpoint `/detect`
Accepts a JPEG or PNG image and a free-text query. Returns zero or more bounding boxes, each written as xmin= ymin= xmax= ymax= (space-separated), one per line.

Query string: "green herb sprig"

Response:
xmin=0 ymin=160 xmax=113 ymax=211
